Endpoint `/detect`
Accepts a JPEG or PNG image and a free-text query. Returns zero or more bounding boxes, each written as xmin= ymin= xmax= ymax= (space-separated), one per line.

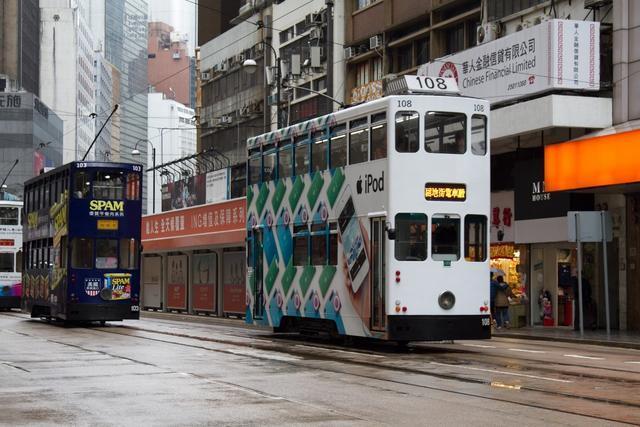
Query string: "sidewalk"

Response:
xmin=493 ymin=326 xmax=640 ymax=350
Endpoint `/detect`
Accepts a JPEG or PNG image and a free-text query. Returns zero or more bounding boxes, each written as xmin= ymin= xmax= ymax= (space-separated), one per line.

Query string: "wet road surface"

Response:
xmin=1 ymin=311 xmax=639 ymax=426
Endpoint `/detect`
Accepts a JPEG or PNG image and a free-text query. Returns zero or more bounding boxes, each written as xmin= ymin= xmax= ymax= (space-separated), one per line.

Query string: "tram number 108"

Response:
xmin=415 ymin=76 xmax=449 ymax=90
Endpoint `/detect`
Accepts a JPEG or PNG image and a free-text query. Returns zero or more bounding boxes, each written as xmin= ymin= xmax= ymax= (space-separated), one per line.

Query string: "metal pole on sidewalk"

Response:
xmin=576 ymin=212 xmax=584 ymax=336
xmin=601 ymin=210 xmax=611 ymax=336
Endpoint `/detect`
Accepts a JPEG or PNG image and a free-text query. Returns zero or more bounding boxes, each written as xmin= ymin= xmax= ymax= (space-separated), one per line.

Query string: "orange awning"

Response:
xmin=545 ymin=128 xmax=640 ymax=191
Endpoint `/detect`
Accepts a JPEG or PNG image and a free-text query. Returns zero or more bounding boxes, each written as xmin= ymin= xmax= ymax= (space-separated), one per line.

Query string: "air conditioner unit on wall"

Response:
xmin=476 ymin=22 xmax=501 ymax=45
xmin=200 ymin=71 xmax=211 ymax=81
xmin=344 ymin=47 xmax=356 ymax=59
xmin=221 ymin=115 xmax=233 ymax=124
xmin=309 ymin=27 xmax=322 ymax=40
xmin=370 ymin=35 xmax=382 ymax=50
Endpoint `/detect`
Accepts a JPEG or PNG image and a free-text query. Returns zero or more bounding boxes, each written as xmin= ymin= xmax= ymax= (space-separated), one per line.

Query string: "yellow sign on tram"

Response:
xmin=97 ymin=219 xmax=119 ymax=230
xmin=424 ymin=183 xmax=467 ymax=201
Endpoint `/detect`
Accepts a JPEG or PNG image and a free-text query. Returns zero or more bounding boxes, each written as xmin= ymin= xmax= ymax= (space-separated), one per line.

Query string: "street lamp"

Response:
xmin=132 ymin=139 xmax=156 ymax=213
xmin=243 ymin=41 xmax=282 ymax=128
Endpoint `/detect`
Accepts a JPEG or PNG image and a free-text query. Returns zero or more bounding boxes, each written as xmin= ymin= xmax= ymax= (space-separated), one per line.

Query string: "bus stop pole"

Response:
xmin=576 ymin=213 xmax=584 ymax=336
xmin=601 ymin=211 xmax=611 ymax=336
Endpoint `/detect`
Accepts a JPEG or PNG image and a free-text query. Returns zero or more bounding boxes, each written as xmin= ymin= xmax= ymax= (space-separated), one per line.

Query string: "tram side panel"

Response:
xmin=246 ymin=160 xmax=387 ymax=338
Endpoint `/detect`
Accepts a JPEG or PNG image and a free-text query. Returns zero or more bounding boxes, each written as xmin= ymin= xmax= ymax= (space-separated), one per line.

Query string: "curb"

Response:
xmin=493 ymin=331 xmax=640 ymax=351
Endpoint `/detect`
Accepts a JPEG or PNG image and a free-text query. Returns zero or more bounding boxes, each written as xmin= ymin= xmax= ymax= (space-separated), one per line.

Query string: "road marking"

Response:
xmin=295 ymin=345 xmax=385 ymax=358
xmin=508 ymin=348 xmax=547 ymax=354
xmin=624 ymin=361 xmax=640 ymax=364
xmin=460 ymin=343 xmax=496 ymax=349
xmin=564 ymin=354 xmax=604 ymax=360
xmin=491 ymin=381 xmax=521 ymax=390
xmin=429 ymin=361 xmax=572 ymax=383
xmin=227 ymin=348 xmax=301 ymax=362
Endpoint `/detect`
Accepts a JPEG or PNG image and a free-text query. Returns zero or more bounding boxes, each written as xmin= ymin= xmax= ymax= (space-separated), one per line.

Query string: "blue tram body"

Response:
xmin=22 ymin=162 xmax=143 ymax=322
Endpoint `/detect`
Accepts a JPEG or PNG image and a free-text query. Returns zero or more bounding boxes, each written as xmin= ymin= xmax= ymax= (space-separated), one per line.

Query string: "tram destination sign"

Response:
xmin=385 ymin=76 xmax=460 ymax=96
xmin=425 ymin=183 xmax=467 ymax=201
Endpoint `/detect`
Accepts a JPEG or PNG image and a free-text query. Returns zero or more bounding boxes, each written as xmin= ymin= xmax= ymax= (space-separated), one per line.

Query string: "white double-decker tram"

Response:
xmin=245 ymin=76 xmax=491 ymax=342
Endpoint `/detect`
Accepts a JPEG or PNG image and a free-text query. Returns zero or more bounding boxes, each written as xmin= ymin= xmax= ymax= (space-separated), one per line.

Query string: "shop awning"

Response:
xmin=545 ymin=121 xmax=640 ymax=192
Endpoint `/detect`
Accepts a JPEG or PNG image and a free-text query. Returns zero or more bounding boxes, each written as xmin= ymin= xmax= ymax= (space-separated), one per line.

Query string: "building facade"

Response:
xmin=40 ymin=0 xmax=97 ymax=163
xmin=148 ymin=22 xmax=195 ymax=108
xmin=0 ymin=0 xmax=40 ymax=96
xmin=93 ymin=50 xmax=116 ymax=161
xmin=0 ymin=92 xmax=63 ymax=197
xmin=147 ymin=92 xmax=196 ymax=214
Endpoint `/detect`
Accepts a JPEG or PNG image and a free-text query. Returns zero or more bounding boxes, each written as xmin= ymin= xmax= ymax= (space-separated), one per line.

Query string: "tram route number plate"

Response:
xmin=481 ymin=318 xmax=491 ymax=326
xmin=97 ymin=219 xmax=119 ymax=230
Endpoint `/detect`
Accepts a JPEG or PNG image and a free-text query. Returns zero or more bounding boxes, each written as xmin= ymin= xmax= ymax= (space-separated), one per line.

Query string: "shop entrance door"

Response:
xmin=371 ymin=217 xmax=386 ymax=331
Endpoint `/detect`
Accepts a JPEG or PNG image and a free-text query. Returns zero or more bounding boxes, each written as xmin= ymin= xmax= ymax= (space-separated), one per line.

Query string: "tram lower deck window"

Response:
xmin=0 ymin=253 xmax=14 ymax=272
xmin=71 ymin=238 xmax=94 ymax=269
xmin=431 ymin=214 xmax=460 ymax=261
xmin=394 ymin=213 xmax=427 ymax=261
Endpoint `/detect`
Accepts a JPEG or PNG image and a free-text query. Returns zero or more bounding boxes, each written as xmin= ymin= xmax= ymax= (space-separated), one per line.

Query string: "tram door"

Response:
xmin=371 ymin=217 xmax=386 ymax=330
xmin=249 ymin=228 xmax=264 ymax=319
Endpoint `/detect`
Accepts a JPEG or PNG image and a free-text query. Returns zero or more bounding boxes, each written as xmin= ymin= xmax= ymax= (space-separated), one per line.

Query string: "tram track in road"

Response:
xmin=4 ymin=311 xmax=640 ymax=424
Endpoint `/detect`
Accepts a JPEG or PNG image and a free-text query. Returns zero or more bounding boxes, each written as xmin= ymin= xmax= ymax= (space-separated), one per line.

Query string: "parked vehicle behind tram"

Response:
xmin=22 ymin=162 xmax=143 ymax=323
xmin=245 ymin=75 xmax=491 ymax=342
xmin=0 ymin=200 xmax=23 ymax=310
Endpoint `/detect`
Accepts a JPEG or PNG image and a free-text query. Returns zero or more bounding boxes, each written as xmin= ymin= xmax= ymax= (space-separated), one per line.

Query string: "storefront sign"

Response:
xmin=425 ymin=183 xmax=466 ymax=201
xmin=142 ymin=198 xmax=245 ymax=240
xmin=191 ymin=253 xmax=217 ymax=312
xmin=350 ymin=80 xmax=383 ymax=103
xmin=167 ymin=255 xmax=187 ymax=310
xmin=545 ymin=128 xmax=640 ymax=191
xmin=516 ymin=155 xmax=593 ymax=221
xmin=206 ymin=169 xmax=228 ymax=203
xmin=491 ymin=191 xmax=514 ymax=243
xmin=222 ymin=251 xmax=245 ymax=314
xmin=418 ymin=19 xmax=599 ymax=104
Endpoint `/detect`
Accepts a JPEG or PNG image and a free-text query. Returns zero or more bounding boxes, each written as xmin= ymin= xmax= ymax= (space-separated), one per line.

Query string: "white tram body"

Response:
xmin=245 ymin=76 xmax=491 ymax=341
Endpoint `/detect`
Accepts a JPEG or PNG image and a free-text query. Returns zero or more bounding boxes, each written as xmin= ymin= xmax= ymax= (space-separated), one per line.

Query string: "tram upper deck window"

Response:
xmin=294 ymin=135 xmax=309 ymax=176
xmin=248 ymin=154 xmax=261 ymax=185
xmin=371 ymin=113 xmax=387 ymax=160
xmin=125 ymin=173 xmax=141 ymax=200
xmin=464 ymin=215 xmax=487 ymax=262
xmin=311 ymin=130 xmax=328 ymax=172
xmin=94 ymin=171 xmax=124 ymax=200
xmin=431 ymin=214 xmax=460 ymax=261
xmin=0 ymin=207 xmax=19 ymax=225
xmin=424 ymin=112 xmax=467 ymax=154
xmin=74 ymin=171 xmax=90 ymax=199
xmin=394 ymin=213 xmax=427 ymax=261
xmin=263 ymin=149 xmax=276 ymax=182
xmin=330 ymin=124 xmax=347 ymax=168
xmin=471 ymin=115 xmax=487 ymax=155
xmin=279 ymin=141 xmax=293 ymax=179
xmin=349 ymin=117 xmax=369 ymax=164
xmin=395 ymin=112 xmax=419 ymax=152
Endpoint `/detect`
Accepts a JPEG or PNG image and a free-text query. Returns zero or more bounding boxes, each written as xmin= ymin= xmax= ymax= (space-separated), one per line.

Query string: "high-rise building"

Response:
xmin=94 ymin=50 xmax=116 ymax=161
xmin=40 ymin=0 xmax=97 ymax=162
xmin=197 ymin=0 xmax=240 ymax=46
xmin=148 ymin=21 xmax=194 ymax=107
xmin=0 ymin=0 xmax=40 ymax=96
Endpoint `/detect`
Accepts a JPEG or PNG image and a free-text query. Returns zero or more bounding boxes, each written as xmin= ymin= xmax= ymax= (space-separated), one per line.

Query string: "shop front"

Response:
xmin=141 ymin=197 xmax=246 ymax=317
xmin=490 ymin=191 xmax=527 ymax=327
xmin=514 ymin=149 xmax=599 ymax=328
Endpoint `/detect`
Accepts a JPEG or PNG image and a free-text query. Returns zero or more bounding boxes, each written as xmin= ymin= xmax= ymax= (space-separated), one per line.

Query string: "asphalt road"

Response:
xmin=1 ymin=311 xmax=639 ymax=426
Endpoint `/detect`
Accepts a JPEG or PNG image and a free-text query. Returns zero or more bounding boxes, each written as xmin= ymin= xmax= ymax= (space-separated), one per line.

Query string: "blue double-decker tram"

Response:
xmin=22 ymin=162 xmax=143 ymax=323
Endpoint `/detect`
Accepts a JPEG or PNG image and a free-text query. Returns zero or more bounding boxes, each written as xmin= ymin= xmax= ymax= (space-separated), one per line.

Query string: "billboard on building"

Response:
xmin=418 ymin=19 xmax=599 ymax=105
xmin=206 ymin=169 xmax=228 ymax=203
xmin=161 ymin=174 xmax=206 ymax=212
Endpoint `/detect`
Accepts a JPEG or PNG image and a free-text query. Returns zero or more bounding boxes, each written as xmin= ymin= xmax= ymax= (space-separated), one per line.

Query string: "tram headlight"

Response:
xmin=438 ymin=291 xmax=456 ymax=310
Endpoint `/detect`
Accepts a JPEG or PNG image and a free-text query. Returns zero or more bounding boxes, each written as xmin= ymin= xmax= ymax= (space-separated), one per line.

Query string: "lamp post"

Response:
xmin=243 ymin=41 xmax=282 ymax=128
xmin=132 ymin=139 xmax=156 ymax=213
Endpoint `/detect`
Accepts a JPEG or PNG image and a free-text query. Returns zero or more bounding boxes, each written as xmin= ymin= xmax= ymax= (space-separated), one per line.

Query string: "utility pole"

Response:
xmin=325 ymin=0 xmax=334 ymax=114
